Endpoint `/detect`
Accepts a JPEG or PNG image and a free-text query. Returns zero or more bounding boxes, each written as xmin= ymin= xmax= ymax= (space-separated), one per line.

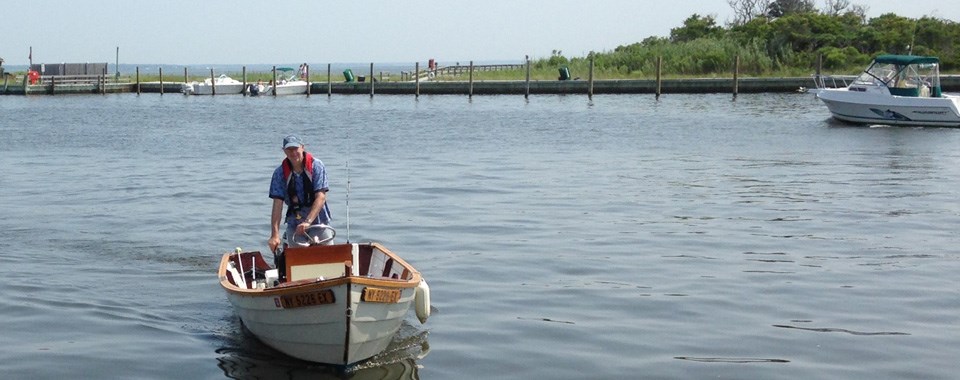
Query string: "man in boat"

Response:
xmin=268 ymin=134 xmax=333 ymax=255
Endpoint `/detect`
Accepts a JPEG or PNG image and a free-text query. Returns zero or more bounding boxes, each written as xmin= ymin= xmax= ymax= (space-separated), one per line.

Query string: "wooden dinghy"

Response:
xmin=218 ymin=240 xmax=430 ymax=365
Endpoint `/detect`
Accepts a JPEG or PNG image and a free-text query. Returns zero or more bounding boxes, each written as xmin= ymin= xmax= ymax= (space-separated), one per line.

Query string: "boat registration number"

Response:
xmin=362 ymin=287 xmax=401 ymax=303
xmin=279 ymin=289 xmax=336 ymax=309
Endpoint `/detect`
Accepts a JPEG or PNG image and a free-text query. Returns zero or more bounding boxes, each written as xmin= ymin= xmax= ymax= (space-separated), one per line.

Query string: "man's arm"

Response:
xmin=296 ymin=191 xmax=327 ymax=235
xmin=268 ymin=198 xmax=284 ymax=252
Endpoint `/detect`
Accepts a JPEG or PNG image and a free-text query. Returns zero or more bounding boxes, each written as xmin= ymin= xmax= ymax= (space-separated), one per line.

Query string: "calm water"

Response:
xmin=2 ymin=92 xmax=960 ymax=379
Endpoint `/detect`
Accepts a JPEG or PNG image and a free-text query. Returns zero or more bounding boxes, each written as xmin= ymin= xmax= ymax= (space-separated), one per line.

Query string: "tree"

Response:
xmin=670 ymin=14 xmax=725 ymax=43
xmin=822 ymin=0 xmax=850 ymax=16
xmin=862 ymin=13 xmax=919 ymax=55
xmin=766 ymin=0 xmax=816 ymax=18
xmin=727 ymin=0 xmax=769 ymax=26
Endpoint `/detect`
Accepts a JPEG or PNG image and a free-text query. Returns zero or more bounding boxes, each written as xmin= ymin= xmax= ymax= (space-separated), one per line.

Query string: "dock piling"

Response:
xmin=656 ymin=56 xmax=662 ymax=99
xmin=816 ymin=54 xmax=823 ymax=87
xmin=588 ymin=56 xmax=594 ymax=100
xmin=136 ymin=67 xmax=141 ymax=95
xmin=525 ymin=57 xmax=531 ymax=99
xmin=370 ymin=62 xmax=375 ymax=98
xmin=733 ymin=55 xmax=739 ymax=98
xmin=415 ymin=62 xmax=420 ymax=98
xmin=159 ymin=67 xmax=164 ymax=96
xmin=469 ymin=61 xmax=474 ymax=98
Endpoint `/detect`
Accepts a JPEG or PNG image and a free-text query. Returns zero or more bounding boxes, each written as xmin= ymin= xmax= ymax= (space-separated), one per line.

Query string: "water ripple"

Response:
xmin=773 ymin=324 xmax=911 ymax=336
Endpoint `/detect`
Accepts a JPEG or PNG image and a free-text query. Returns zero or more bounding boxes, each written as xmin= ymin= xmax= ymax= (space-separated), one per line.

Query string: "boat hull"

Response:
xmin=261 ymin=81 xmax=308 ymax=95
xmin=226 ymin=281 xmax=415 ymax=364
xmin=817 ymin=88 xmax=960 ymax=127
xmin=184 ymin=83 xmax=245 ymax=95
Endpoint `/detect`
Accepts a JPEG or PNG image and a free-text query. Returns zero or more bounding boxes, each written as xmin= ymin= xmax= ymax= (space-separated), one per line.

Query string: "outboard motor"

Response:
xmin=248 ymin=84 xmax=260 ymax=96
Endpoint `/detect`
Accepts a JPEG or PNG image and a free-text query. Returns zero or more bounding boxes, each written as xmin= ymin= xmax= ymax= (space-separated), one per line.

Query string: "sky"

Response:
xmin=1 ymin=0 xmax=958 ymax=66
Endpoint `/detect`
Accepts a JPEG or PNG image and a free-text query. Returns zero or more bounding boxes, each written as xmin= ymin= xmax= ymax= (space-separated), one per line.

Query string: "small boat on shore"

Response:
xmin=182 ymin=74 xmax=245 ymax=95
xmin=815 ymin=55 xmax=960 ymax=127
xmin=218 ymin=226 xmax=430 ymax=366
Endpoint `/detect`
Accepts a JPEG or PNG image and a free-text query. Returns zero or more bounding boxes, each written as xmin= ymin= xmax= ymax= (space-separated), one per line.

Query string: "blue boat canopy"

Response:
xmin=873 ymin=55 xmax=940 ymax=65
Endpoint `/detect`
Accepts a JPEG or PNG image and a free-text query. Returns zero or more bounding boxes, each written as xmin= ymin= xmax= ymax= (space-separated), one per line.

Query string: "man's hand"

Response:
xmin=268 ymin=235 xmax=281 ymax=252
xmin=296 ymin=222 xmax=310 ymax=236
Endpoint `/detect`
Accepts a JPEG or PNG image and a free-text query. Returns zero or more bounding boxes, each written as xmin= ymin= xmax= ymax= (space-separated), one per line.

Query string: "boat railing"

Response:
xmin=813 ymin=74 xmax=857 ymax=90
xmin=38 ymin=74 xmax=114 ymax=85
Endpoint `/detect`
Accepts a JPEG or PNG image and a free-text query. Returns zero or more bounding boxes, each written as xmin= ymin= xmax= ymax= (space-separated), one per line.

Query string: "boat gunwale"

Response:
xmin=218 ymin=242 xmax=422 ymax=297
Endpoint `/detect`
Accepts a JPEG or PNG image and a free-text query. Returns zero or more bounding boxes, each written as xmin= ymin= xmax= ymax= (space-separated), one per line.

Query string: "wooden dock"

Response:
xmin=5 ymin=74 xmax=960 ymax=96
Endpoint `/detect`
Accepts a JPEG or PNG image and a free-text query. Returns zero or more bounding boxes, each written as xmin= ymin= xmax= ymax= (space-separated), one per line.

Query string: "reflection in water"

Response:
xmin=216 ymin=320 xmax=430 ymax=380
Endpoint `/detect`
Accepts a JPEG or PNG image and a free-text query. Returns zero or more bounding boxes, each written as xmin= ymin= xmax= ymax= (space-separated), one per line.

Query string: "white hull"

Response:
xmin=817 ymin=88 xmax=960 ymax=127
xmin=187 ymin=83 xmax=245 ymax=95
xmin=261 ymin=80 xmax=308 ymax=95
xmin=226 ymin=282 xmax=415 ymax=364
xmin=218 ymin=242 xmax=429 ymax=365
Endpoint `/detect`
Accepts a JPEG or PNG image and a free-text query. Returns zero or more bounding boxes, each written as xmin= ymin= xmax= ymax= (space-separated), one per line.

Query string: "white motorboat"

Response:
xmin=815 ymin=55 xmax=960 ymax=127
xmin=218 ymin=226 xmax=430 ymax=366
xmin=182 ymin=74 xmax=245 ymax=95
xmin=259 ymin=67 xmax=308 ymax=95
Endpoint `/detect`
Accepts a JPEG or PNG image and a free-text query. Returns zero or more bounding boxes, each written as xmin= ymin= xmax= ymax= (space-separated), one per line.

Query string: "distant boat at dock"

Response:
xmin=182 ymin=74 xmax=245 ymax=95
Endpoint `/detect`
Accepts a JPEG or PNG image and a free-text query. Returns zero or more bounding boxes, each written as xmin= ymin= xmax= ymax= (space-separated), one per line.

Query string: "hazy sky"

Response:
xmin=1 ymin=0 xmax=957 ymax=66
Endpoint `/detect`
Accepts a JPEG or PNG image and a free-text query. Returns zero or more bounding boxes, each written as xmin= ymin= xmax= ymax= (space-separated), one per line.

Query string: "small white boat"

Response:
xmin=182 ymin=74 xmax=245 ymax=95
xmin=259 ymin=67 xmax=308 ymax=95
xmin=218 ymin=226 xmax=430 ymax=366
xmin=815 ymin=55 xmax=960 ymax=127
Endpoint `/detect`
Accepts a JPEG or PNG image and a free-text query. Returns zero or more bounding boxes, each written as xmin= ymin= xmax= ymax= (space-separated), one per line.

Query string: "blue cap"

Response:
xmin=282 ymin=135 xmax=303 ymax=149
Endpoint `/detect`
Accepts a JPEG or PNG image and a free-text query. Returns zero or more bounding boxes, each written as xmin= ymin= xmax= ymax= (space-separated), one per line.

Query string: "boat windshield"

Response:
xmin=853 ymin=62 xmax=899 ymax=87
xmin=853 ymin=59 xmax=940 ymax=96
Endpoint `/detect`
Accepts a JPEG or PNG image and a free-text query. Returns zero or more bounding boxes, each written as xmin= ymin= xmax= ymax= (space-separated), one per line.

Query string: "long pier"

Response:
xmin=5 ymin=76 xmax=960 ymax=96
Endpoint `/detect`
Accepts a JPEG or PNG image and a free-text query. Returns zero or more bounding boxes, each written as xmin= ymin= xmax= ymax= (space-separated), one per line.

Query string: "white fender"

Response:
xmin=415 ymin=279 xmax=430 ymax=324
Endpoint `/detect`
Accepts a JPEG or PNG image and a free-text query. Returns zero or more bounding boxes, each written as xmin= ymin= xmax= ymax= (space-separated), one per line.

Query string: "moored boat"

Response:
xmin=182 ymin=74 xmax=245 ymax=95
xmin=815 ymin=55 xmax=960 ymax=127
xmin=218 ymin=227 xmax=430 ymax=366
xmin=259 ymin=70 xmax=308 ymax=95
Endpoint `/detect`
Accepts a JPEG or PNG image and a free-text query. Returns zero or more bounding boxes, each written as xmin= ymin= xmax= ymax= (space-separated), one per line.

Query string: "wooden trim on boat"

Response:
xmin=218 ymin=242 xmax=422 ymax=297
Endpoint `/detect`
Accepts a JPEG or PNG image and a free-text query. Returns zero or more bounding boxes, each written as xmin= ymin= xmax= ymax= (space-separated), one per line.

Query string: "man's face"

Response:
xmin=284 ymin=146 xmax=303 ymax=164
